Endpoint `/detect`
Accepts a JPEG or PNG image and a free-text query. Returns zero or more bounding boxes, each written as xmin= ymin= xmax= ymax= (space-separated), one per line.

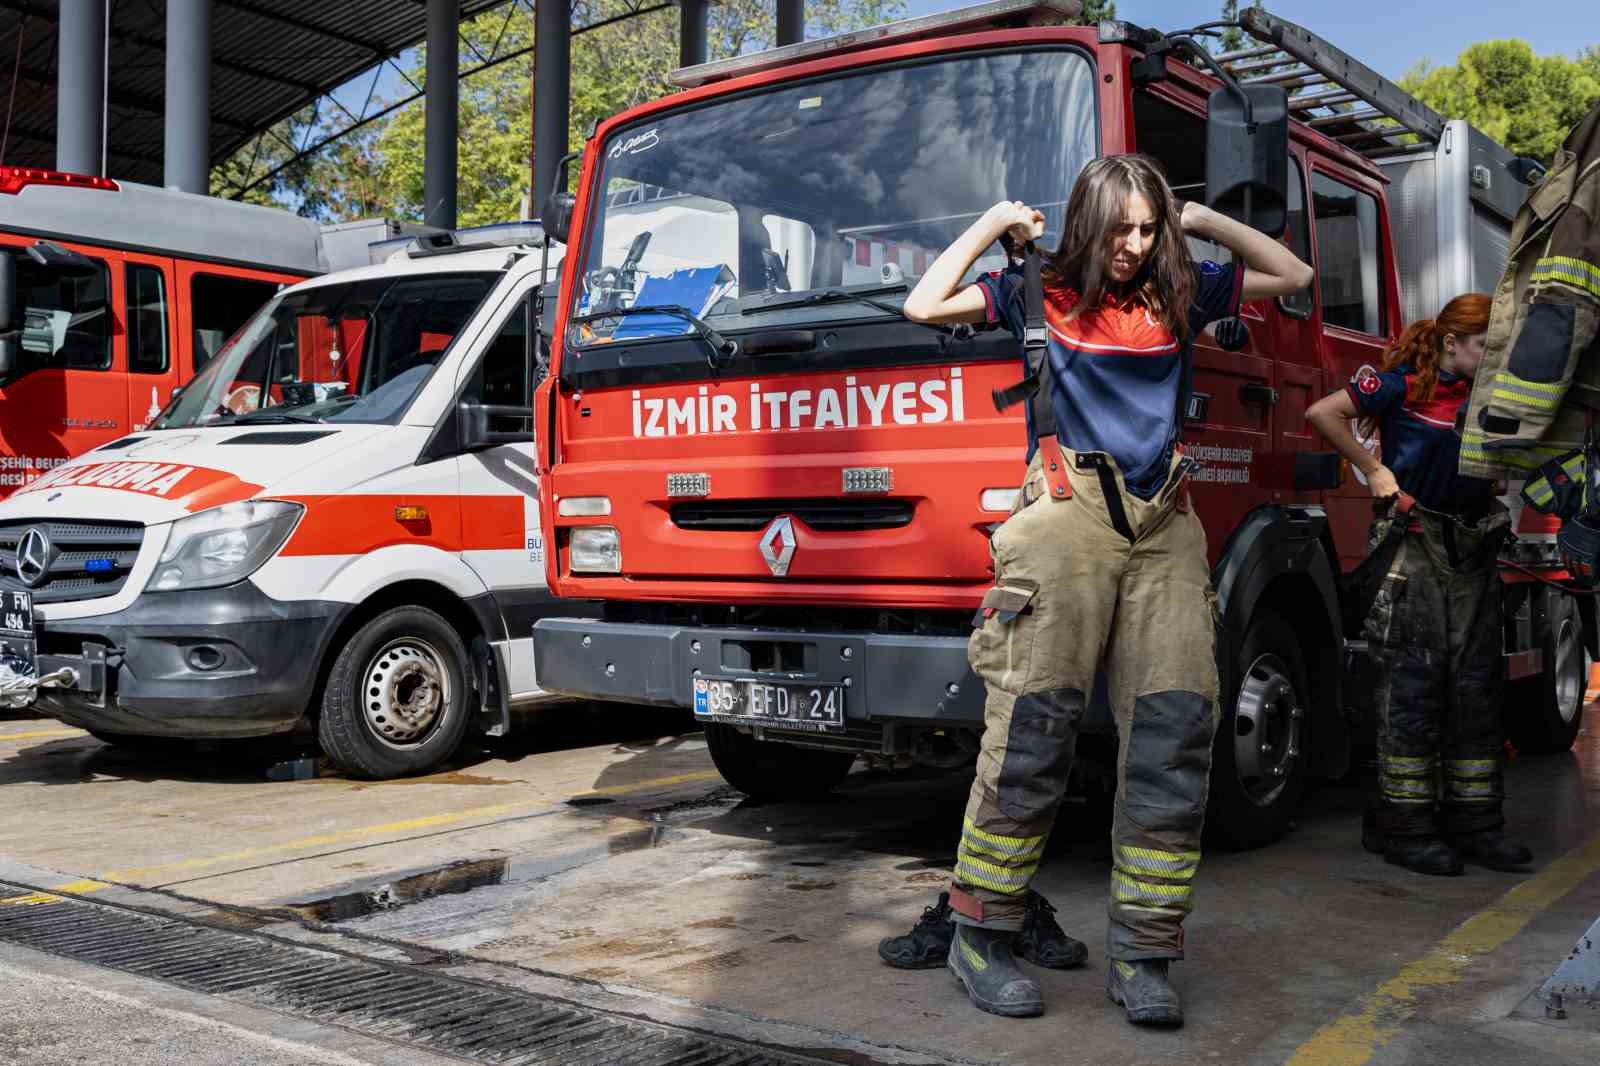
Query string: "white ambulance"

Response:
xmin=0 ymin=224 xmax=568 ymax=778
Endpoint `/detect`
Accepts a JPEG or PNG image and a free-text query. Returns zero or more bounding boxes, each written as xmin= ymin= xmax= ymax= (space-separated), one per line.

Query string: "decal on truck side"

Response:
xmin=630 ymin=368 xmax=966 ymax=438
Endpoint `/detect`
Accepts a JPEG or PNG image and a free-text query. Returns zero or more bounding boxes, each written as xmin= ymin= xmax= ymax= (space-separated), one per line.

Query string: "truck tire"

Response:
xmin=702 ymin=722 xmax=856 ymax=801
xmin=317 ymin=606 xmax=473 ymax=779
xmin=1506 ymin=590 xmax=1586 ymax=755
xmin=1205 ymin=609 xmax=1309 ymax=851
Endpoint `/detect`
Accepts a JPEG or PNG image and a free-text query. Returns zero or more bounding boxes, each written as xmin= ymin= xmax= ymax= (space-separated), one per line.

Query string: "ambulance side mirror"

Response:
xmin=0 ymin=252 xmax=17 ymax=382
xmin=1206 ymin=84 xmax=1290 ymax=236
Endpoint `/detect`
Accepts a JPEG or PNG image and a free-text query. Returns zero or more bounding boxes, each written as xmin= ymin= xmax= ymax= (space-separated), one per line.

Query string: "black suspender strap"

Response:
xmin=989 ymin=244 xmax=1056 ymax=438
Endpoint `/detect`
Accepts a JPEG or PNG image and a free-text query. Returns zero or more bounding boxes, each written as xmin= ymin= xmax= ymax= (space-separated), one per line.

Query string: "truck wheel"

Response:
xmin=1506 ymin=591 xmax=1586 ymax=755
xmin=318 ymin=606 xmax=472 ymax=779
xmin=1206 ymin=610 xmax=1309 ymax=851
xmin=702 ymin=722 xmax=855 ymax=801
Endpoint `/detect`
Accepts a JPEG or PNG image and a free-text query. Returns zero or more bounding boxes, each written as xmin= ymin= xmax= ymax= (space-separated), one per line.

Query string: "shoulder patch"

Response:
xmin=1198 ymin=260 xmax=1223 ymax=276
xmin=1353 ymin=365 xmax=1382 ymax=395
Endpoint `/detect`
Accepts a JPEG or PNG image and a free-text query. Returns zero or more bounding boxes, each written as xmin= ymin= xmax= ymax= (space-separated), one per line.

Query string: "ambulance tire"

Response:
xmin=702 ymin=722 xmax=856 ymax=801
xmin=1505 ymin=591 xmax=1586 ymax=755
xmin=318 ymin=606 xmax=473 ymax=779
xmin=1206 ymin=610 xmax=1310 ymax=852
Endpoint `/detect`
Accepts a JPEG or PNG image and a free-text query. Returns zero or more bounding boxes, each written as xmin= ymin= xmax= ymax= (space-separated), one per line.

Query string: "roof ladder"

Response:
xmin=1214 ymin=7 xmax=1445 ymax=161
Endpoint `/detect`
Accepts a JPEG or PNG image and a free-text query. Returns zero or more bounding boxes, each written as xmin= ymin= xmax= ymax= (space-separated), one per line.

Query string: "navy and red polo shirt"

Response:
xmin=976 ymin=260 xmax=1245 ymax=499
xmin=1345 ymin=365 xmax=1493 ymax=516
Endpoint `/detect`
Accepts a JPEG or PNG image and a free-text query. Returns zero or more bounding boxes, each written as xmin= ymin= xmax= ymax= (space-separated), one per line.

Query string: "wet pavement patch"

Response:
xmin=565 ymin=795 xmax=615 ymax=807
xmin=285 ymin=857 xmax=512 ymax=922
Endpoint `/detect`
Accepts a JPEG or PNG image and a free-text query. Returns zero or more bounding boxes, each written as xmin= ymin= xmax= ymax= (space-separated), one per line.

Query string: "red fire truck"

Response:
xmin=530 ymin=2 xmax=1585 ymax=848
xmin=0 ymin=168 xmax=331 ymax=496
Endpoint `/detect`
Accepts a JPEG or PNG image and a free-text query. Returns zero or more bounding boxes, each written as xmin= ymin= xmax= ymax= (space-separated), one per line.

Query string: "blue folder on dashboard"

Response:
xmin=610 ymin=266 xmax=734 ymax=341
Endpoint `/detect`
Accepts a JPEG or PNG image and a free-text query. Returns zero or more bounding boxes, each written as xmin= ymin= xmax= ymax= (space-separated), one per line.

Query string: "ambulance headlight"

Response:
xmin=569 ymin=526 xmax=621 ymax=574
xmin=147 ymin=500 xmax=304 ymax=592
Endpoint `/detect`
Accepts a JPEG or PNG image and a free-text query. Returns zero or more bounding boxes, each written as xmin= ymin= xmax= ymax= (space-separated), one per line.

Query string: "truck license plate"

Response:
xmin=0 ymin=589 xmax=36 ymax=677
xmin=693 ymin=677 xmax=845 ymax=733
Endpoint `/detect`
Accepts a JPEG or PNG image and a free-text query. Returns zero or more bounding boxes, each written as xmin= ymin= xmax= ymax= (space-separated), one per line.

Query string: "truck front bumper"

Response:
xmin=533 ymin=617 xmax=987 ymax=725
xmin=32 ymin=582 xmax=347 ymax=738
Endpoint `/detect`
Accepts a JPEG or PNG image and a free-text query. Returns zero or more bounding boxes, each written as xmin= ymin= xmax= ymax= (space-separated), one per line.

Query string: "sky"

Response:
xmin=906 ymin=0 xmax=1598 ymax=79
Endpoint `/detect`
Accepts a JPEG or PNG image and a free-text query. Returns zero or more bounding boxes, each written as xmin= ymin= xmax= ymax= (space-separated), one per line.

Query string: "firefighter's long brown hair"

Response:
xmin=1359 ymin=292 xmax=1491 ymax=435
xmin=1045 ymin=154 xmax=1195 ymax=340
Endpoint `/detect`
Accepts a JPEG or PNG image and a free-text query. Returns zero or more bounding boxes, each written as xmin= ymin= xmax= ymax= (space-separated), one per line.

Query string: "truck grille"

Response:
xmin=0 ymin=519 xmax=144 ymax=603
xmin=671 ymin=498 xmax=913 ymax=532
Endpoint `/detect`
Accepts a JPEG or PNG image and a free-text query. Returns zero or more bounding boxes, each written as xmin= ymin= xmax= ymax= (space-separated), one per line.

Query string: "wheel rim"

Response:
xmin=1233 ymin=652 xmax=1303 ymax=808
xmin=1552 ymin=616 xmax=1584 ymax=726
xmin=362 ymin=637 xmax=452 ymax=748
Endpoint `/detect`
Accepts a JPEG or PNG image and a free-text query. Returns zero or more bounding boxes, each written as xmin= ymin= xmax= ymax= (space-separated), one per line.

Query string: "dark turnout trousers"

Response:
xmin=1366 ymin=507 xmax=1510 ymax=838
xmin=951 ymin=443 xmax=1220 ymax=962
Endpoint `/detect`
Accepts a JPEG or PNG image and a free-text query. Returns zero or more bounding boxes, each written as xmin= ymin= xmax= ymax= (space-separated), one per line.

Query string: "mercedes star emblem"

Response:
xmin=14 ymin=526 xmax=53 ymax=588
xmin=759 ymin=516 xmax=797 ymax=577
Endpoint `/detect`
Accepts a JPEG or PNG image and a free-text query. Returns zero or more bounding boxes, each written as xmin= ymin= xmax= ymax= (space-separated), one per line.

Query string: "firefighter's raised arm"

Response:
xmin=902 ymin=200 xmax=1044 ymax=325
xmin=1179 ymin=201 xmax=1314 ymax=302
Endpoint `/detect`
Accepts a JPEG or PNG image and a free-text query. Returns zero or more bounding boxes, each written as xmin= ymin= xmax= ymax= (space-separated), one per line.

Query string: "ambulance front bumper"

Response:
xmin=31 ymin=582 xmax=346 ymax=737
xmin=532 ymin=617 xmax=988 ymax=724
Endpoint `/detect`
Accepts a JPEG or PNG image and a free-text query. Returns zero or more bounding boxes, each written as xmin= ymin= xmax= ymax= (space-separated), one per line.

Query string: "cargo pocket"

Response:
xmin=968 ymin=578 xmax=1039 ymax=694
xmin=1122 ymin=691 xmax=1215 ymax=832
xmin=996 ymin=687 xmax=1086 ymax=821
xmin=1364 ymin=571 xmax=1408 ymax=662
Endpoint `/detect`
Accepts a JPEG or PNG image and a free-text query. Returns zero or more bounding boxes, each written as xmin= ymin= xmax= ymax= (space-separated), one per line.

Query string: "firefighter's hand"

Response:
xmin=1367 ymin=464 xmax=1401 ymax=501
xmin=984 ymin=201 xmax=1046 ymax=245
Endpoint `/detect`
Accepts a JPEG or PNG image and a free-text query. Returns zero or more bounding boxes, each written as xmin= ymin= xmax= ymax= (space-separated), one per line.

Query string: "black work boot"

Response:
xmin=878 ymin=891 xmax=953 ymax=969
xmin=1449 ymin=829 xmax=1533 ymax=872
xmin=1382 ymin=836 xmax=1464 ymax=877
xmin=947 ymin=923 xmax=1044 ymax=1018
xmin=1018 ymin=891 xmax=1088 ymax=969
xmin=1106 ymin=959 xmax=1183 ymax=1027
xmin=879 ymin=890 xmax=1087 ymax=971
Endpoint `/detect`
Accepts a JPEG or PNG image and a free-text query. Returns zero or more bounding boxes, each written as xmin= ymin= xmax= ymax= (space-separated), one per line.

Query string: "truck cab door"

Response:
xmin=122 ymin=254 xmax=179 ymax=431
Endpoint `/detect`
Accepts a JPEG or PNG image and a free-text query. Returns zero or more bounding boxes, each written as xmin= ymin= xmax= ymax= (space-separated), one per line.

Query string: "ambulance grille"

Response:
xmin=0 ymin=519 xmax=144 ymax=603
xmin=671 ymin=498 xmax=913 ymax=532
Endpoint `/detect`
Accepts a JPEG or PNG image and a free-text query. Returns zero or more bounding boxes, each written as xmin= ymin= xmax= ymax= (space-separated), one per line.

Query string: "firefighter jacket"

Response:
xmin=1460 ymin=100 xmax=1600 ymax=479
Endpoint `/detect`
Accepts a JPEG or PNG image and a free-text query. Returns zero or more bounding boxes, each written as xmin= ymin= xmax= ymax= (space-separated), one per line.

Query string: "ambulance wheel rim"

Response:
xmin=1233 ymin=652 xmax=1301 ymax=809
xmin=363 ymin=638 xmax=452 ymax=747
xmin=1553 ymin=616 xmax=1583 ymax=725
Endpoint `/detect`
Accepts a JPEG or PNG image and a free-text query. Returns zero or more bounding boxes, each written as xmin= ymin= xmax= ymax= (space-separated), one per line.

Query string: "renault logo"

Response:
xmin=15 ymin=527 xmax=53 ymax=588
xmin=759 ymin=516 xmax=796 ymax=577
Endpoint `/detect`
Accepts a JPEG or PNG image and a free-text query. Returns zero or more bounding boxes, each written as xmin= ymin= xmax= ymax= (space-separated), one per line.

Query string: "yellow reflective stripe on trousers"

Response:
xmin=959 ymin=835 xmax=1044 ymax=868
xmin=955 ymin=852 xmax=1033 ymax=895
xmin=1114 ymin=845 xmax=1200 ymax=879
xmin=1111 ymin=870 xmax=1194 ymax=911
xmin=1381 ymin=755 xmax=1435 ymax=773
xmin=1446 ymin=779 xmax=1499 ymax=799
xmin=961 ymin=817 xmax=1045 ymax=858
xmin=1533 ymin=256 xmax=1600 ymax=299
xmin=1446 ymin=758 xmax=1497 ymax=773
xmin=1381 ymin=776 xmax=1436 ymax=797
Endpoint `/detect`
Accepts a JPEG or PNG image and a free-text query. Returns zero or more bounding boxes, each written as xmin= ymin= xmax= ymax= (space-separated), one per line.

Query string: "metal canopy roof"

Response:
xmin=0 ymin=0 xmax=512 ymax=184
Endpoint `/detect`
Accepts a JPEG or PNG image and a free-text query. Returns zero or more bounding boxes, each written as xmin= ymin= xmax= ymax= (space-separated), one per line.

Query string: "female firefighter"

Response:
xmin=1307 ymin=293 xmax=1533 ymax=878
xmin=887 ymin=155 xmax=1313 ymax=1027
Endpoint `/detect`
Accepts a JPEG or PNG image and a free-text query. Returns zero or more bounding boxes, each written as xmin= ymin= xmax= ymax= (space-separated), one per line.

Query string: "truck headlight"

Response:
xmin=570 ymin=526 xmax=621 ymax=573
xmin=147 ymin=500 xmax=303 ymax=592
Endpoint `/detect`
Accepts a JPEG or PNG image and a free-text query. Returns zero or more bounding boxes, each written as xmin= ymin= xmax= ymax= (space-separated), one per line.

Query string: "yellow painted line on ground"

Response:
xmin=1288 ymin=830 xmax=1600 ymax=1065
xmin=0 ymin=878 xmax=115 ymax=906
xmin=0 ymin=727 xmax=87 ymax=743
xmin=99 ymin=768 xmax=723 ymax=883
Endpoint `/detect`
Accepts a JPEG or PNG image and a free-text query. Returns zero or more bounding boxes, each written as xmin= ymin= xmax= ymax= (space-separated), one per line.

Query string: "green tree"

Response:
xmin=1217 ymin=1 xmax=1262 ymax=53
xmin=1076 ymin=0 xmax=1115 ymax=23
xmin=1401 ymin=40 xmax=1600 ymax=162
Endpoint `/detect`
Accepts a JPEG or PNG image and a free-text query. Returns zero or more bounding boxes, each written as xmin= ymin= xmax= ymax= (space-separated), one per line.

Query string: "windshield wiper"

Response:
xmin=743 ymin=284 xmax=907 ymax=317
xmin=572 ymin=304 xmax=737 ymax=368
xmin=219 ymin=411 xmax=322 ymax=425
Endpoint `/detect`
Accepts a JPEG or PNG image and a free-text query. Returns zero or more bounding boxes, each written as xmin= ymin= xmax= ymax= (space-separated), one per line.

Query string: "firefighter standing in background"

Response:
xmin=894 ymin=155 xmax=1313 ymax=1028
xmin=1308 ymin=294 xmax=1533 ymax=877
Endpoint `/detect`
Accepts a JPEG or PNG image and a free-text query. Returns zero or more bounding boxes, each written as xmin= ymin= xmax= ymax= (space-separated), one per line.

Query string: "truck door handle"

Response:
xmin=1240 ymin=383 xmax=1279 ymax=406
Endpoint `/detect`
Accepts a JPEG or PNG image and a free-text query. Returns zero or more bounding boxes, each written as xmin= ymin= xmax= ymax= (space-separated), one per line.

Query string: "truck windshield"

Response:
xmin=154 ymin=272 xmax=498 ymax=429
xmin=573 ymin=48 xmax=1096 ymax=354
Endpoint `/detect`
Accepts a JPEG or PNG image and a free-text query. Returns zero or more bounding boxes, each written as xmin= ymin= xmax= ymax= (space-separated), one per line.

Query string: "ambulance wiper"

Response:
xmin=221 ymin=411 xmax=322 ymax=425
xmin=743 ymin=283 xmax=907 ymax=317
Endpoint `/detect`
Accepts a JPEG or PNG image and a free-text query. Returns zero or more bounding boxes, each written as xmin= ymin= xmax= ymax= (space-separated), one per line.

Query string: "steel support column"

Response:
xmin=679 ymin=0 xmax=707 ymax=67
xmin=55 ymin=0 xmax=106 ymax=175
xmin=424 ymin=0 xmax=459 ymax=230
xmin=533 ymin=0 xmax=571 ymax=210
xmin=164 ymin=0 xmax=212 ymax=193
xmin=776 ymin=0 xmax=803 ymax=46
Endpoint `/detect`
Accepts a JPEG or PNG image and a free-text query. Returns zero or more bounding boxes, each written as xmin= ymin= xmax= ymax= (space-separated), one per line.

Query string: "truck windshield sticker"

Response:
xmin=630 ymin=369 xmax=965 ymax=438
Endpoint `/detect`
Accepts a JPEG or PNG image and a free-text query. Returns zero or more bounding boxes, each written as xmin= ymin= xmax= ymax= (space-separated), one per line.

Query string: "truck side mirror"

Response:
xmin=539 ymin=150 xmax=583 ymax=245
xmin=0 ymin=252 xmax=16 ymax=381
xmin=1206 ymin=85 xmax=1290 ymax=237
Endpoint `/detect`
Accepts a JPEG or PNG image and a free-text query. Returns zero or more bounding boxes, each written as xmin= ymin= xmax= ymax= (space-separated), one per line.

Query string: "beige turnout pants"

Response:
xmin=950 ymin=443 xmax=1220 ymax=961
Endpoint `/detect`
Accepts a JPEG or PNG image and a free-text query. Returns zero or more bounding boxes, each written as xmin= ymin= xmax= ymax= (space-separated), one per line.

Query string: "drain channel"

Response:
xmin=0 ymin=881 xmax=812 ymax=1065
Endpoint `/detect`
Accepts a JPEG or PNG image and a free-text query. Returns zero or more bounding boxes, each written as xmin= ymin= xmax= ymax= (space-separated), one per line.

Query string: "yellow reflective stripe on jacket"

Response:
xmin=1492 ymin=374 xmax=1565 ymax=411
xmin=1532 ymin=255 xmax=1600 ymax=299
xmin=1113 ymin=845 xmax=1200 ymax=880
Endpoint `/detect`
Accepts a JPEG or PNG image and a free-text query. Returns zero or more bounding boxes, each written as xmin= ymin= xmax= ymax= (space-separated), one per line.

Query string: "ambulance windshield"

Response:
xmin=153 ymin=271 xmax=497 ymax=429
xmin=573 ymin=47 xmax=1096 ymax=354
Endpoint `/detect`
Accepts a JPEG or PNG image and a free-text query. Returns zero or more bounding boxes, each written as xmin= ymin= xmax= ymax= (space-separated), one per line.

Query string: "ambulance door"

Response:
xmin=0 ymin=236 xmax=126 ymax=497
xmin=122 ymin=253 xmax=179 ymax=431
xmin=452 ymin=286 xmax=545 ymax=700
